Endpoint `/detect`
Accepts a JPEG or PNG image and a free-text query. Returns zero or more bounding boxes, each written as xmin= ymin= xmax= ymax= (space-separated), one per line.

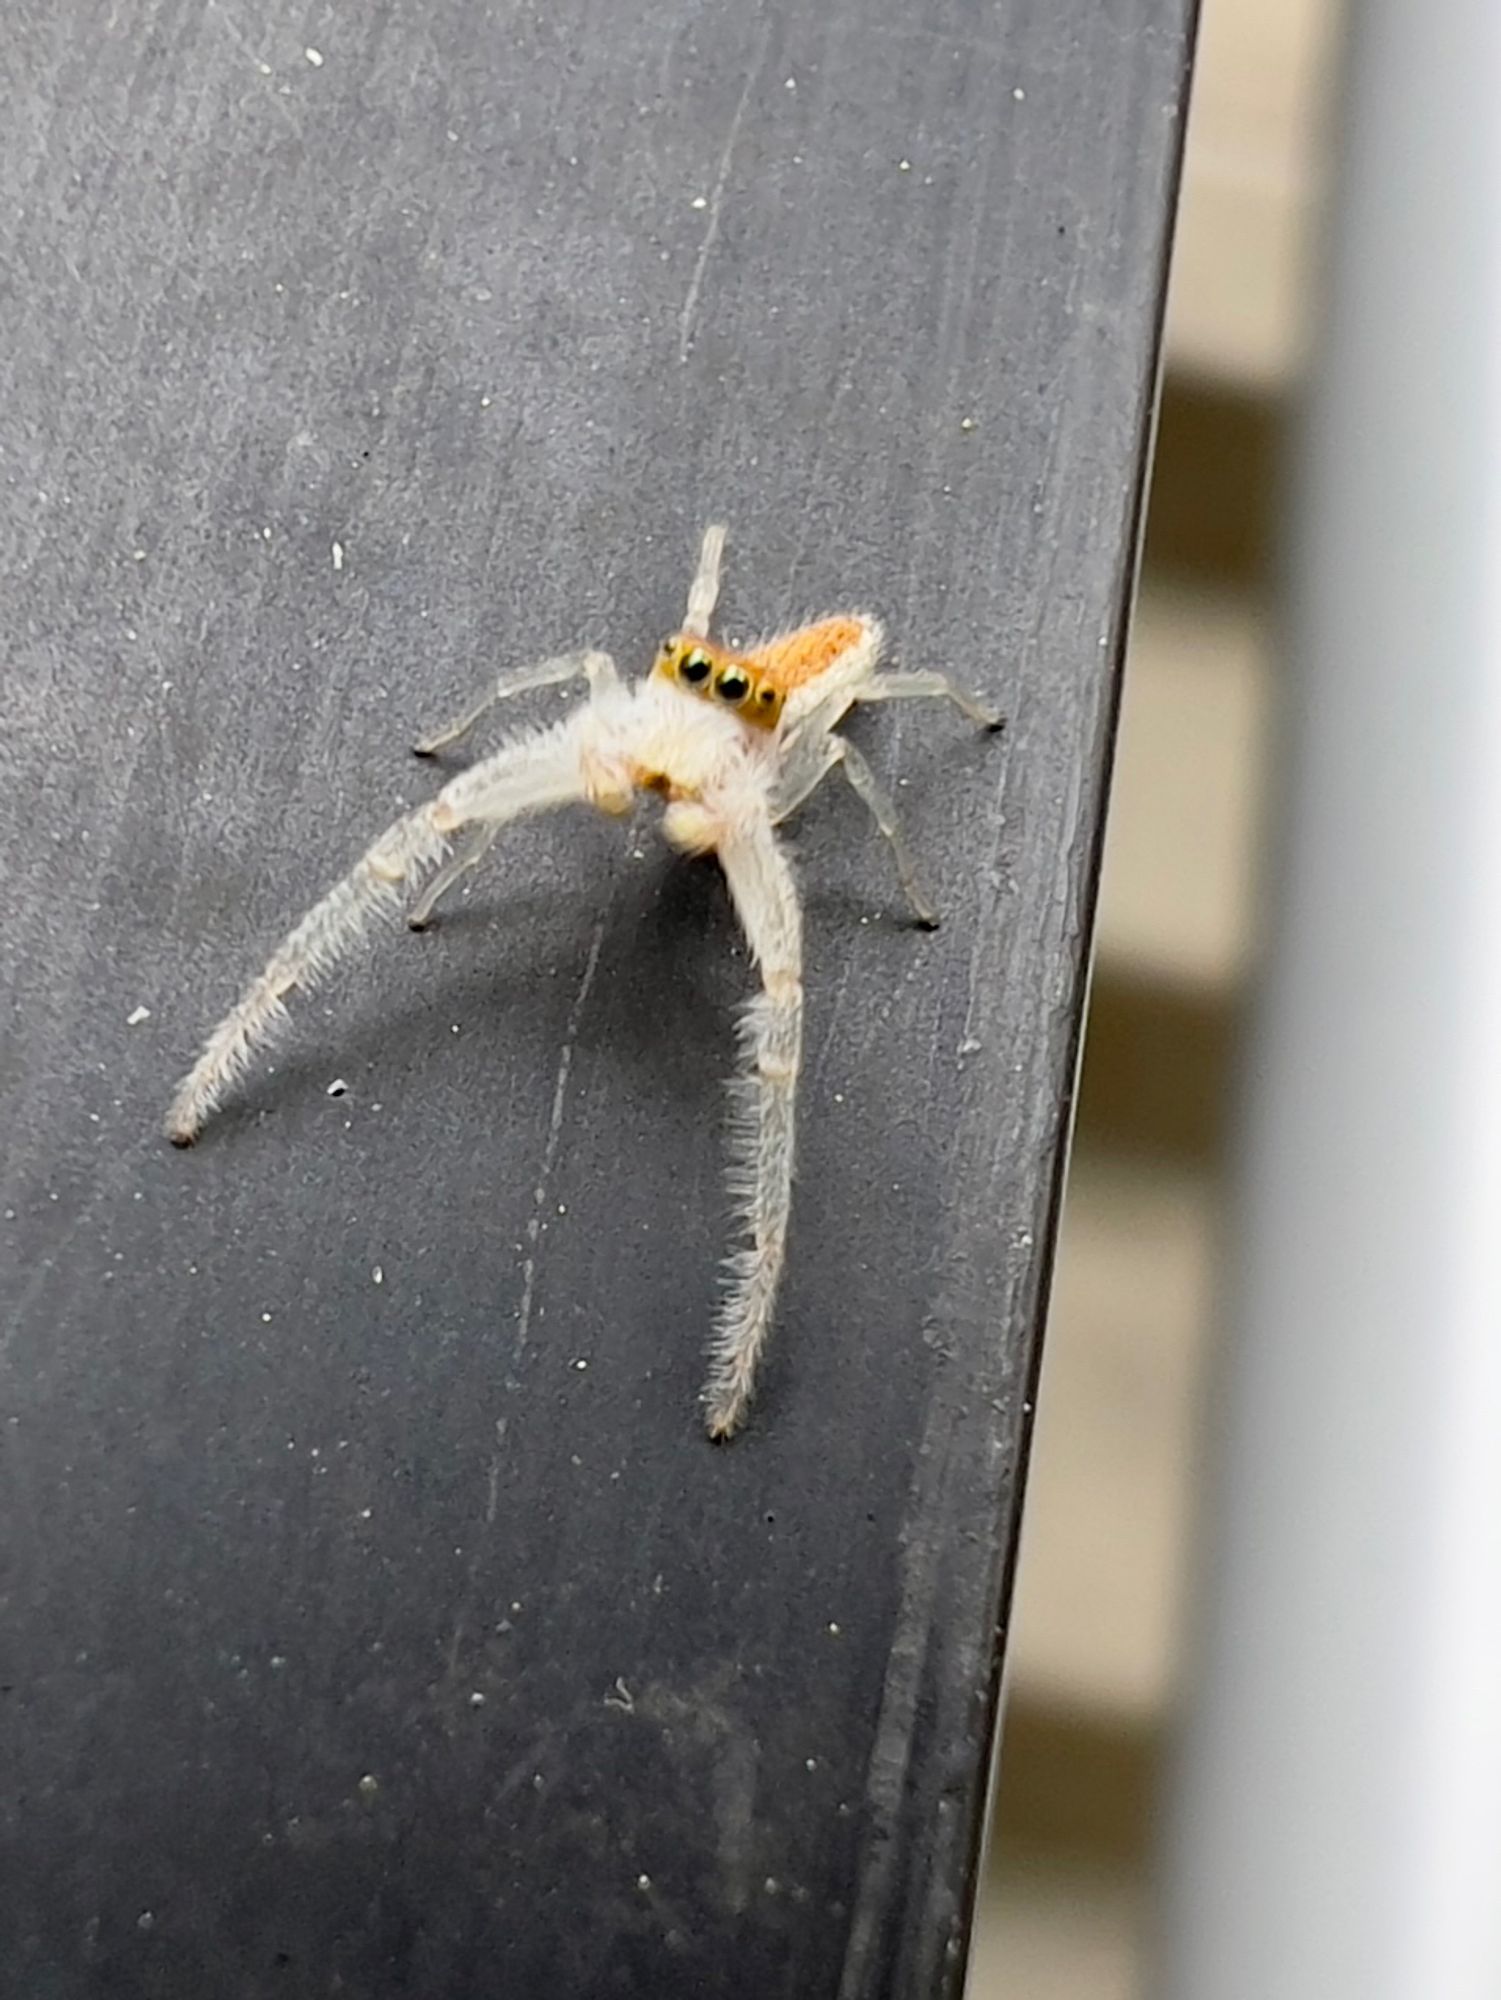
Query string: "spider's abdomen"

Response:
xmin=748 ymin=616 xmax=874 ymax=691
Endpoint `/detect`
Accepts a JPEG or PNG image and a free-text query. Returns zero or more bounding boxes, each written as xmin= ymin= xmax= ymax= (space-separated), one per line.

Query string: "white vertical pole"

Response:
xmin=1159 ymin=3 xmax=1501 ymax=1997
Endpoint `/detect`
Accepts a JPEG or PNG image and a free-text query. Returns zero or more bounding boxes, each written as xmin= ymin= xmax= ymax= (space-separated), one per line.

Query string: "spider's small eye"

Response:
xmin=757 ymin=686 xmax=777 ymax=707
xmin=715 ymin=669 xmax=750 ymax=704
xmin=680 ymin=650 xmax=712 ymax=685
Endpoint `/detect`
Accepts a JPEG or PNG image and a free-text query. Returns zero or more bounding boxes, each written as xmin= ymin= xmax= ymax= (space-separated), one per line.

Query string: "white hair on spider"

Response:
xmin=164 ymin=524 xmax=1002 ymax=1439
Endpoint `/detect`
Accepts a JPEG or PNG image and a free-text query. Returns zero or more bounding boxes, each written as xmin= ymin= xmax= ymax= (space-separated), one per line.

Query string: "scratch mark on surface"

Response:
xmin=677 ymin=32 xmax=767 ymax=364
xmin=512 ymin=909 xmax=608 ymax=1354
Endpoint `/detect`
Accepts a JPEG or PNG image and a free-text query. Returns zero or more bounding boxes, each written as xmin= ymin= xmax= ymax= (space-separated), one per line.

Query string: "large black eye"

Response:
xmin=715 ymin=669 xmax=750 ymax=704
xmin=680 ymin=650 xmax=711 ymax=685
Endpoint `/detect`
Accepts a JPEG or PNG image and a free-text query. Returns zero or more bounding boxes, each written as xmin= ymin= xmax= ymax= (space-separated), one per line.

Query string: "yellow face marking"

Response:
xmin=652 ymin=634 xmax=785 ymax=730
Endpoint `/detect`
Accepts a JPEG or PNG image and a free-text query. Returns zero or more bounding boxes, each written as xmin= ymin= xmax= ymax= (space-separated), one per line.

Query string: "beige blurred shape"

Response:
xmin=967 ymin=0 xmax=1341 ymax=1993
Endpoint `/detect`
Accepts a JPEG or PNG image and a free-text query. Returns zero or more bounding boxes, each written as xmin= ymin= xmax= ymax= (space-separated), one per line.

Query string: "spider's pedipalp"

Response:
xmin=165 ymin=719 xmax=591 ymax=1146
xmin=705 ymin=818 xmax=804 ymax=1439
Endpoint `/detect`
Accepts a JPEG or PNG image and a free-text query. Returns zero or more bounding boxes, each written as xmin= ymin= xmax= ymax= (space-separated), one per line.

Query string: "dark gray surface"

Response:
xmin=0 ymin=2 xmax=1193 ymax=1995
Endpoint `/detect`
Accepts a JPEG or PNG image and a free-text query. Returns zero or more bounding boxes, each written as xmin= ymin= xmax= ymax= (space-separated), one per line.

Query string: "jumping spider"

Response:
xmin=166 ymin=525 xmax=1001 ymax=1438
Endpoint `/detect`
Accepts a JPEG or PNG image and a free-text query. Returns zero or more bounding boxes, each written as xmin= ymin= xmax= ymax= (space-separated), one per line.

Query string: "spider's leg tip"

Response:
xmin=410 ymin=744 xmax=437 ymax=760
xmin=916 ymin=913 xmax=942 ymax=932
xmin=406 ymin=915 xmax=433 ymax=933
xmin=166 ymin=1126 xmax=197 ymax=1149
xmin=705 ymin=1407 xmax=744 ymax=1443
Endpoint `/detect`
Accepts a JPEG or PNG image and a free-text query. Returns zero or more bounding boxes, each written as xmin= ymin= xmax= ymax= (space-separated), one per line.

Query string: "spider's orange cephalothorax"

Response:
xmin=652 ymin=635 xmax=785 ymax=730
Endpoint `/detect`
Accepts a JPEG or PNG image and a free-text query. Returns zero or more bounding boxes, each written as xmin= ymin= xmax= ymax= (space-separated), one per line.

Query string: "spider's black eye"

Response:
xmin=757 ymin=686 xmax=777 ymax=707
xmin=680 ymin=650 xmax=712 ymax=685
xmin=715 ymin=669 xmax=750 ymax=704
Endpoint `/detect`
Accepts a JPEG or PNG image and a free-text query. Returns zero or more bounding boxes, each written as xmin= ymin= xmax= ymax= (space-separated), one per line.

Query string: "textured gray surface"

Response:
xmin=0 ymin=1 xmax=1193 ymax=1994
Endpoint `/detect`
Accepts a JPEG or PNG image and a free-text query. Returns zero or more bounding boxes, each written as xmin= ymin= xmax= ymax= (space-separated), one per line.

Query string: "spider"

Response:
xmin=165 ymin=524 xmax=1001 ymax=1438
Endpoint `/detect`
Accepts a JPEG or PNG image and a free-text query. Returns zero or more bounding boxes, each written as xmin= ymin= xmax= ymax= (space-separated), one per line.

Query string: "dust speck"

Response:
xmin=332 ymin=540 xmax=344 ymax=571
xmin=126 ymin=1005 xmax=152 ymax=1026
xmin=304 ymin=47 xmax=324 ymax=67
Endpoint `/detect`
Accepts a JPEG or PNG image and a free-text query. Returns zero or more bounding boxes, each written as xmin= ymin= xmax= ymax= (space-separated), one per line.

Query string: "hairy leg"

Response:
xmin=412 ymin=649 xmax=617 ymax=757
xmin=682 ymin=522 xmax=728 ymax=638
xmin=856 ymin=669 xmax=1003 ymax=729
xmin=706 ymin=817 xmax=803 ymax=1439
xmin=833 ymin=739 xmax=939 ymax=927
xmin=405 ymin=823 xmax=501 ymax=930
xmin=769 ymin=729 xmax=937 ymax=925
xmin=166 ymin=721 xmax=588 ymax=1146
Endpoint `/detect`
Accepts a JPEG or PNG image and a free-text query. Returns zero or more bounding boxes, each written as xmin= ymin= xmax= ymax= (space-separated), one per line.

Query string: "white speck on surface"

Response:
xmin=132 ymin=548 xmax=147 ymax=561
xmin=304 ymin=46 xmax=324 ymax=66
xmin=136 ymin=1912 xmax=154 ymax=1932
xmin=690 ymin=194 xmax=707 ymax=209
xmin=331 ymin=540 xmax=344 ymax=571
xmin=257 ymin=60 xmax=272 ymax=75
xmin=806 ymin=1757 xmax=818 ymax=1771
xmin=357 ymin=1773 xmax=379 ymax=1797
xmin=261 ymin=525 xmax=272 ymax=540
xmin=479 ymin=394 xmax=492 ymax=407
xmin=573 ymin=1358 xmax=588 ymax=1371
xmin=827 ymin=1621 xmax=841 ymax=1636
xmin=126 ymin=1005 xmax=151 ymax=1026
xmin=357 ymin=1507 xmax=372 ymax=1520
xmin=372 ymin=1266 xmax=383 ymax=1286
xmin=270 ymin=1654 xmax=287 ymax=1669
xmin=260 ymin=1312 xmax=273 ymax=1323
xmin=326 ymin=1078 xmax=347 ymax=1097
xmin=832 ymin=1091 xmax=844 ymax=1104
xmin=959 ymin=415 xmax=977 ymax=432
xmin=765 ymin=1877 xmax=780 ymax=1895
xmin=959 ymin=1035 xmax=982 ymax=1055
xmin=637 ymin=1873 xmax=651 ymax=1891
xmin=469 ymin=1691 xmax=486 ymax=1707
xmin=1012 ymin=85 xmax=1026 ymax=101
xmin=898 ymin=159 xmax=911 ymax=172
xmin=784 ymin=76 xmax=796 ymax=89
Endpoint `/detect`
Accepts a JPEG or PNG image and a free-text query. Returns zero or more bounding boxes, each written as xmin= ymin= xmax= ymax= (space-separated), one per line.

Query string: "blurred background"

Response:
xmin=967 ymin=0 xmax=1341 ymax=1991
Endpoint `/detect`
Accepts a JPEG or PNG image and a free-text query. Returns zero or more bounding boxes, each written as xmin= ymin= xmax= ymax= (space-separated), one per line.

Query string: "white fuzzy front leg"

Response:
xmin=706 ymin=818 xmax=804 ymax=1438
xmin=165 ymin=719 xmax=588 ymax=1146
